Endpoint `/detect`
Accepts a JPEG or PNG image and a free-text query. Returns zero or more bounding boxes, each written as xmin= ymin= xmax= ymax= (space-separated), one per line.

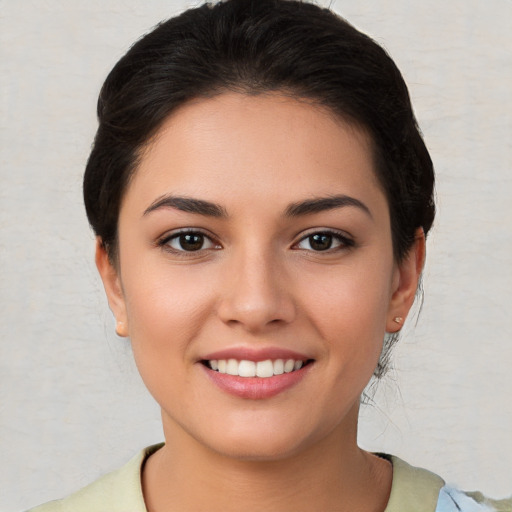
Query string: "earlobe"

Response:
xmin=115 ymin=320 xmax=128 ymax=338
xmin=95 ymin=238 xmax=129 ymax=337
xmin=386 ymin=228 xmax=426 ymax=333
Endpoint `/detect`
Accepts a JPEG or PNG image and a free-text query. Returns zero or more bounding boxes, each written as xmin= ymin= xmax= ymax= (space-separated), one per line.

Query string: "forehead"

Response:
xmin=124 ymin=92 xmax=384 ymax=214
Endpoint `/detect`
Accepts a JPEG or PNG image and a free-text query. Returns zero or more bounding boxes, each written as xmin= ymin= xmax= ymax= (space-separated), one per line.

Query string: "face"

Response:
xmin=98 ymin=92 xmax=422 ymax=461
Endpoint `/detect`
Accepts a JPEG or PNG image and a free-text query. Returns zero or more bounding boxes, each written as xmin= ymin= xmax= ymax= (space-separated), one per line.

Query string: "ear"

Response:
xmin=95 ymin=238 xmax=129 ymax=337
xmin=386 ymin=228 xmax=426 ymax=333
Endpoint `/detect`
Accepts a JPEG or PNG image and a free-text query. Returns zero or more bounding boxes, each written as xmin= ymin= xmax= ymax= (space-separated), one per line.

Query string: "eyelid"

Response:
xmin=157 ymin=228 xmax=222 ymax=252
xmin=155 ymin=227 xmax=354 ymax=253
xmin=292 ymin=228 xmax=355 ymax=251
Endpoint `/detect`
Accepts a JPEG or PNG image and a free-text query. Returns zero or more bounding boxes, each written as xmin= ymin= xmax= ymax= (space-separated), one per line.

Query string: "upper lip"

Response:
xmin=200 ymin=347 xmax=312 ymax=363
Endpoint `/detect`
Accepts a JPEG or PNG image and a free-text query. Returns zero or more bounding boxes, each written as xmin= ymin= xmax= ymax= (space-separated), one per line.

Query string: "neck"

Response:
xmin=142 ymin=404 xmax=392 ymax=512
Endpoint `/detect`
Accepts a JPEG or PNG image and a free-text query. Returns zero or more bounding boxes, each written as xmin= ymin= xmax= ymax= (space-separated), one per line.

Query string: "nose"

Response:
xmin=216 ymin=247 xmax=296 ymax=332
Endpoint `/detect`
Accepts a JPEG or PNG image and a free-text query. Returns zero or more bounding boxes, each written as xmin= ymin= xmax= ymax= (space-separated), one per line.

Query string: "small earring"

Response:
xmin=393 ymin=316 xmax=403 ymax=324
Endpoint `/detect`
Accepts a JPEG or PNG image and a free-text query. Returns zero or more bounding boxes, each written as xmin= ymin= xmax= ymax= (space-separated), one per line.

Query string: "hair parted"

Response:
xmin=83 ymin=0 xmax=435 ymax=378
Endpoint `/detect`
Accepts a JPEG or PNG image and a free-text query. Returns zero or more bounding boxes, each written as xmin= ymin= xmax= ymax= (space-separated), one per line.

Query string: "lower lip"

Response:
xmin=202 ymin=363 xmax=312 ymax=400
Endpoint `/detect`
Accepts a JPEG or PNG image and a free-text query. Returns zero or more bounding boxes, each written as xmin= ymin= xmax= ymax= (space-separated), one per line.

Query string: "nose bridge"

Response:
xmin=217 ymin=240 xmax=295 ymax=330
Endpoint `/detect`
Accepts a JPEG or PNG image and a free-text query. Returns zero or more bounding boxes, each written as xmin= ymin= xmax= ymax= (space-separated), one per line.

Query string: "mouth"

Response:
xmin=202 ymin=358 xmax=314 ymax=378
xmin=199 ymin=350 xmax=315 ymax=399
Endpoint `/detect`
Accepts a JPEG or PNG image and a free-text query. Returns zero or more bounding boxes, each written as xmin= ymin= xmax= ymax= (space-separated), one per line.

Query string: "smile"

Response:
xmin=200 ymin=352 xmax=314 ymax=399
xmin=207 ymin=358 xmax=305 ymax=378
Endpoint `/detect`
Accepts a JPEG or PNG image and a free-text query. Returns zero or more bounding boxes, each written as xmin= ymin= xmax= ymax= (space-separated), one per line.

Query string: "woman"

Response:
xmin=27 ymin=0 xmax=510 ymax=511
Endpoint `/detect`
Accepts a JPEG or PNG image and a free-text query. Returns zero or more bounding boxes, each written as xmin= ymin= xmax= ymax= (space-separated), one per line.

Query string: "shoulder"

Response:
xmin=25 ymin=444 xmax=163 ymax=512
xmin=436 ymin=487 xmax=512 ymax=512
xmin=384 ymin=455 xmax=445 ymax=512
xmin=384 ymin=455 xmax=511 ymax=512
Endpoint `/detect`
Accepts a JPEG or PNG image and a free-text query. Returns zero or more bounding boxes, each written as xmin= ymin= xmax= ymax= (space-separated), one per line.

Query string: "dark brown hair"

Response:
xmin=83 ymin=0 xmax=435 ymax=378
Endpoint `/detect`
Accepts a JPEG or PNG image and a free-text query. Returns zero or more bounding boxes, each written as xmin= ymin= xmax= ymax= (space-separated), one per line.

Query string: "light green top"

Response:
xmin=27 ymin=445 xmax=509 ymax=512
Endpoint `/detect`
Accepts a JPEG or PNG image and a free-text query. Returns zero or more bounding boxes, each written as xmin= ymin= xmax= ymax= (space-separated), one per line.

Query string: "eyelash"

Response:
xmin=156 ymin=228 xmax=355 ymax=255
xmin=293 ymin=229 xmax=355 ymax=253
xmin=157 ymin=229 xmax=221 ymax=255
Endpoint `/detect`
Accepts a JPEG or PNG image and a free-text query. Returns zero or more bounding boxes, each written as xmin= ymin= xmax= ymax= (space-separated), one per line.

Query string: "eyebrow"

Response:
xmin=143 ymin=193 xmax=371 ymax=219
xmin=143 ymin=195 xmax=228 ymax=218
xmin=285 ymin=195 xmax=372 ymax=218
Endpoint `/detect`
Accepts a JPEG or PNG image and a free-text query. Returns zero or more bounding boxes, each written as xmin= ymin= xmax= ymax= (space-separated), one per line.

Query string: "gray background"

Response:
xmin=1 ymin=1 xmax=511 ymax=510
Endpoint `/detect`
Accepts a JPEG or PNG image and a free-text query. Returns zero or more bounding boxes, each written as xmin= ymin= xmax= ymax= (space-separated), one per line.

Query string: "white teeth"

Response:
xmin=208 ymin=358 xmax=307 ymax=377
xmin=284 ymin=359 xmax=295 ymax=373
xmin=238 ymin=360 xmax=256 ymax=377
xmin=226 ymin=359 xmax=238 ymax=376
xmin=256 ymin=360 xmax=274 ymax=378
xmin=273 ymin=359 xmax=284 ymax=375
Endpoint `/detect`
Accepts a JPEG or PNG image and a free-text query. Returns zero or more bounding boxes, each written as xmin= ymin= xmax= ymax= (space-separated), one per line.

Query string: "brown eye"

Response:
xmin=308 ymin=233 xmax=333 ymax=251
xmin=295 ymin=231 xmax=354 ymax=252
xmin=165 ymin=231 xmax=217 ymax=252
xmin=178 ymin=233 xmax=204 ymax=251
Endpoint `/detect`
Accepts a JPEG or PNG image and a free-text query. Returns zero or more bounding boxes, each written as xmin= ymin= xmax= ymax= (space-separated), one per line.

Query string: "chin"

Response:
xmin=189 ymin=414 xmax=329 ymax=463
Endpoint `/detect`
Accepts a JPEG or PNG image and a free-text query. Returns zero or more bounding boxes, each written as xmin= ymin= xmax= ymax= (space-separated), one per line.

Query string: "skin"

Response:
xmin=97 ymin=92 xmax=425 ymax=511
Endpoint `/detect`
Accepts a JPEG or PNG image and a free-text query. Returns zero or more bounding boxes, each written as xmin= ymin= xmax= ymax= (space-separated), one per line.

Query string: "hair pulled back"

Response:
xmin=84 ymin=0 xmax=434 ymax=262
xmin=83 ymin=0 xmax=435 ymax=378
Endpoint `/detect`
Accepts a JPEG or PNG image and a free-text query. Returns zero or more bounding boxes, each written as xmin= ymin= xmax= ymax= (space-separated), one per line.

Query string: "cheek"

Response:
xmin=295 ymin=259 xmax=394 ymax=390
xmin=120 ymin=268 xmax=217 ymax=412
xmin=125 ymin=273 xmax=211 ymax=343
xmin=296 ymin=261 xmax=394 ymax=340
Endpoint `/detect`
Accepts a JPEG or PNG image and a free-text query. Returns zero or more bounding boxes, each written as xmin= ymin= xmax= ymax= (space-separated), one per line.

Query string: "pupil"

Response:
xmin=180 ymin=233 xmax=203 ymax=251
xmin=310 ymin=233 xmax=332 ymax=251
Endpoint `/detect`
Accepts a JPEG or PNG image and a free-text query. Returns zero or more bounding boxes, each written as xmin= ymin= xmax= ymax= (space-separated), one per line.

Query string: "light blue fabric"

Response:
xmin=436 ymin=486 xmax=497 ymax=512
